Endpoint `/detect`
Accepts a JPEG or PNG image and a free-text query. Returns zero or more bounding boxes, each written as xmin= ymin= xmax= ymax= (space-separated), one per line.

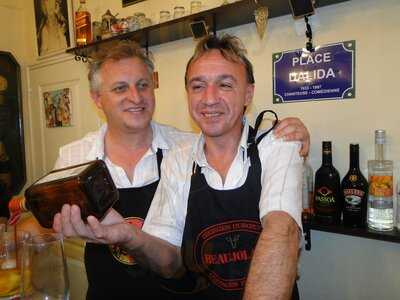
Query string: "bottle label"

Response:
xmin=369 ymin=175 xmax=393 ymax=197
xmin=315 ymin=186 xmax=337 ymax=214
xmin=35 ymin=164 xmax=88 ymax=185
xmin=343 ymin=189 xmax=364 ymax=212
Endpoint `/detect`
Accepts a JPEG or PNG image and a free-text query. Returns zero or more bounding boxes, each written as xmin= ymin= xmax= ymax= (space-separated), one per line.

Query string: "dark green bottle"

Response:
xmin=314 ymin=141 xmax=342 ymax=224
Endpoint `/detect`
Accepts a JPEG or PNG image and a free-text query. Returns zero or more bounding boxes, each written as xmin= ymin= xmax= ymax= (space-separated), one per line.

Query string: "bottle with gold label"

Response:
xmin=75 ymin=0 xmax=92 ymax=46
xmin=367 ymin=130 xmax=393 ymax=231
xmin=9 ymin=160 xmax=118 ymax=228
xmin=341 ymin=144 xmax=368 ymax=227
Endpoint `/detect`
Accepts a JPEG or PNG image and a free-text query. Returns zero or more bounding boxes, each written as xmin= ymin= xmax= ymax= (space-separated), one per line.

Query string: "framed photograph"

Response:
xmin=42 ymin=87 xmax=72 ymax=128
xmin=0 ymin=51 xmax=26 ymax=212
xmin=33 ymin=0 xmax=74 ymax=57
xmin=122 ymin=0 xmax=145 ymax=7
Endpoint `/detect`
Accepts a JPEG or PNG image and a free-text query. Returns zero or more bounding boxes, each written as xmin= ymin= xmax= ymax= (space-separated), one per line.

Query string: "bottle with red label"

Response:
xmin=75 ymin=0 xmax=92 ymax=46
xmin=341 ymin=144 xmax=368 ymax=227
xmin=314 ymin=141 xmax=342 ymax=224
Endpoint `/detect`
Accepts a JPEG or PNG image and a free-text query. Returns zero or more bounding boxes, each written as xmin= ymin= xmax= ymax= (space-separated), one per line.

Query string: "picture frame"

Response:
xmin=0 ymin=51 xmax=26 ymax=203
xmin=42 ymin=87 xmax=73 ymax=128
xmin=122 ymin=0 xmax=146 ymax=8
xmin=33 ymin=0 xmax=75 ymax=58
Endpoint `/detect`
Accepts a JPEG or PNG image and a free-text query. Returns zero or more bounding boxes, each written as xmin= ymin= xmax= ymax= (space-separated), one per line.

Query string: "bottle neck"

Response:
xmin=375 ymin=143 xmax=384 ymax=161
xmin=349 ymin=146 xmax=360 ymax=169
xmin=322 ymin=150 xmax=332 ymax=166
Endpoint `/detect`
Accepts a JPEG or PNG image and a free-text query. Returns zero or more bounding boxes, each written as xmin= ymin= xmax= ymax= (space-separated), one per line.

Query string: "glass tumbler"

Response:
xmin=0 ymin=227 xmax=30 ymax=299
xmin=20 ymin=233 xmax=69 ymax=300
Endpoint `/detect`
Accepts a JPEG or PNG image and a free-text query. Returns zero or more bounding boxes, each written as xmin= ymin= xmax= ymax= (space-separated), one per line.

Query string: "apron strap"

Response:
xmin=247 ymin=110 xmax=279 ymax=157
xmin=155 ymin=148 xmax=163 ymax=177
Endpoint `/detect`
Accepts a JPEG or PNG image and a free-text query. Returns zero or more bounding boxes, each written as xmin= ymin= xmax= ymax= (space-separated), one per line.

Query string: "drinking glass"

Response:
xmin=20 ymin=233 xmax=69 ymax=300
xmin=0 ymin=226 xmax=29 ymax=300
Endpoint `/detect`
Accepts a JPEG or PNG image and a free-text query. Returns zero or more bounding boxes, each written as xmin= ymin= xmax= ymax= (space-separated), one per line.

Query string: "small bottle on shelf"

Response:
xmin=314 ymin=141 xmax=342 ymax=225
xmin=75 ymin=0 xmax=92 ymax=46
xmin=341 ymin=144 xmax=368 ymax=228
xmin=9 ymin=160 xmax=118 ymax=228
xmin=367 ymin=130 xmax=393 ymax=231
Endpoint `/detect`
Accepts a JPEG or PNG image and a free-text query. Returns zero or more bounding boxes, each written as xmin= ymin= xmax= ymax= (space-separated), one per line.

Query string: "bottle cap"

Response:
xmin=8 ymin=196 xmax=26 ymax=226
xmin=375 ymin=129 xmax=386 ymax=144
xmin=322 ymin=141 xmax=331 ymax=150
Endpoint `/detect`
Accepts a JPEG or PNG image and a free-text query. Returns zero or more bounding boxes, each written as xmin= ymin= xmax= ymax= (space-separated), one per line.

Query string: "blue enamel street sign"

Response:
xmin=273 ymin=40 xmax=355 ymax=103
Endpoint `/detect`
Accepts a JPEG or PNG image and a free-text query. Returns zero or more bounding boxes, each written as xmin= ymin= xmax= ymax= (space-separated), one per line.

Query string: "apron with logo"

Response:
xmin=85 ymin=149 xmax=176 ymax=299
xmin=181 ymin=111 xmax=299 ymax=299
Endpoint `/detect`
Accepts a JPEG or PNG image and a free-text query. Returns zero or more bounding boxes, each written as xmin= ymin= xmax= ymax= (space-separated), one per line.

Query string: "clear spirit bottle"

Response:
xmin=367 ymin=130 xmax=394 ymax=231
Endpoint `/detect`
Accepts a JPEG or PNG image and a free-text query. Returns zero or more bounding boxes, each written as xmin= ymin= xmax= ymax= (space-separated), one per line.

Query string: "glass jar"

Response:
xmin=135 ymin=12 xmax=146 ymax=28
xmin=190 ymin=1 xmax=202 ymax=14
xmin=173 ymin=6 xmax=185 ymax=19
xmin=159 ymin=10 xmax=170 ymax=23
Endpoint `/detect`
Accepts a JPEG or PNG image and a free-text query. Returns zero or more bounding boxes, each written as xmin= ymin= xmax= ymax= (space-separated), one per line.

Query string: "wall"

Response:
xmin=12 ymin=0 xmax=400 ymax=299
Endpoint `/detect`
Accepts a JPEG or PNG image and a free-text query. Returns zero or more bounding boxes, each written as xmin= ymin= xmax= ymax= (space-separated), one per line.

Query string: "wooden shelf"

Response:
xmin=66 ymin=0 xmax=349 ymax=59
xmin=303 ymin=219 xmax=400 ymax=251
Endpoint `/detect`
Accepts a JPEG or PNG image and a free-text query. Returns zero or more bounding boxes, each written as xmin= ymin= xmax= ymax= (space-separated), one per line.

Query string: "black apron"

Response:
xmin=85 ymin=149 xmax=177 ymax=299
xmin=181 ymin=111 xmax=299 ymax=300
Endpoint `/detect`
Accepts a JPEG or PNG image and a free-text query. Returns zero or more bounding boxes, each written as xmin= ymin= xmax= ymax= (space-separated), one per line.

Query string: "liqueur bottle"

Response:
xmin=302 ymin=159 xmax=314 ymax=223
xmin=341 ymin=144 xmax=368 ymax=227
xmin=75 ymin=0 xmax=92 ymax=46
xmin=314 ymin=141 xmax=342 ymax=224
xmin=8 ymin=160 xmax=118 ymax=228
xmin=367 ymin=130 xmax=393 ymax=231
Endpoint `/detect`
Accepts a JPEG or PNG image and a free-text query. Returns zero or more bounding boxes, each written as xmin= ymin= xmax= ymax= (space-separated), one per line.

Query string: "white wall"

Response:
xmin=7 ymin=0 xmax=400 ymax=298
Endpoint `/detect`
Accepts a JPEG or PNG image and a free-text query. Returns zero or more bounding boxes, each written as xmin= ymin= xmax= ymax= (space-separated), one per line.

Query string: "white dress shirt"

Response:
xmin=54 ymin=122 xmax=195 ymax=189
xmin=143 ymin=118 xmax=304 ymax=247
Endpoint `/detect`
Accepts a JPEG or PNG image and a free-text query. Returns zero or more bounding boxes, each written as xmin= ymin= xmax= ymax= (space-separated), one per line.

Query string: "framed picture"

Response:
xmin=0 ymin=51 xmax=26 ymax=216
xmin=42 ymin=87 xmax=72 ymax=128
xmin=33 ymin=0 xmax=74 ymax=57
xmin=122 ymin=0 xmax=146 ymax=7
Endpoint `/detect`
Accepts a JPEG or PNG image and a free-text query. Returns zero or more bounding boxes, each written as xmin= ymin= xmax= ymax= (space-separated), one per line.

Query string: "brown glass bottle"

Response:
xmin=314 ymin=141 xmax=342 ymax=224
xmin=75 ymin=0 xmax=92 ymax=46
xmin=12 ymin=160 xmax=118 ymax=228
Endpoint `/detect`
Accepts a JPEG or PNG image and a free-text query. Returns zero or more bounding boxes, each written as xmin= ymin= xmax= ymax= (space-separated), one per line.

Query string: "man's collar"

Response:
xmin=193 ymin=117 xmax=250 ymax=166
xmin=86 ymin=122 xmax=169 ymax=161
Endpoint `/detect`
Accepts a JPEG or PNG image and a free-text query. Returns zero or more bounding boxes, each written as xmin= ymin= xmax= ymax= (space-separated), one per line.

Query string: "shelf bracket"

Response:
xmin=73 ymin=49 xmax=88 ymax=63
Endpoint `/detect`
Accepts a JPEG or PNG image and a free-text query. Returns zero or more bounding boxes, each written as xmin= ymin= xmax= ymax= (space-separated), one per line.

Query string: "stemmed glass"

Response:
xmin=20 ymin=233 xmax=69 ymax=300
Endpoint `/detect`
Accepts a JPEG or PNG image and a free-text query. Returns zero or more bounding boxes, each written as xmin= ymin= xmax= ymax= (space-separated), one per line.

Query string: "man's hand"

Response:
xmin=53 ymin=204 xmax=132 ymax=245
xmin=274 ymin=117 xmax=310 ymax=157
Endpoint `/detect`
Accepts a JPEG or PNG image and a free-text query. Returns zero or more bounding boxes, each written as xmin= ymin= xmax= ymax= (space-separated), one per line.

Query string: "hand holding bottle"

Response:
xmin=52 ymin=204 xmax=132 ymax=245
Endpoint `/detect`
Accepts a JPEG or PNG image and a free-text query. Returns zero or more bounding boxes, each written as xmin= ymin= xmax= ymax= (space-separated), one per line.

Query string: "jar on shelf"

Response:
xmin=135 ymin=12 xmax=146 ymax=28
xmin=159 ymin=10 xmax=171 ymax=23
xmin=190 ymin=1 xmax=202 ymax=14
xmin=173 ymin=6 xmax=185 ymax=19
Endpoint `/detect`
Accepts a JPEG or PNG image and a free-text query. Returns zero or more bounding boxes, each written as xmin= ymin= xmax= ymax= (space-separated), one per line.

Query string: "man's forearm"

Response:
xmin=122 ymin=225 xmax=183 ymax=278
xmin=244 ymin=212 xmax=300 ymax=300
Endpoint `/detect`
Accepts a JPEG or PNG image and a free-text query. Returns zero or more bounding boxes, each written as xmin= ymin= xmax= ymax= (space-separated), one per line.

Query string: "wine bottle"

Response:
xmin=314 ymin=141 xmax=342 ymax=224
xmin=341 ymin=144 xmax=368 ymax=227
xmin=9 ymin=160 xmax=118 ymax=228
